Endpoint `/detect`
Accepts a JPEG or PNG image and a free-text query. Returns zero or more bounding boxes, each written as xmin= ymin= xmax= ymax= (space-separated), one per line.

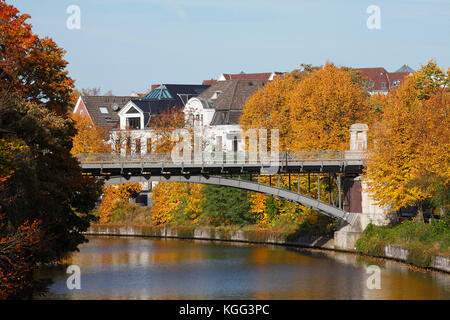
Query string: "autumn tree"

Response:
xmin=150 ymin=107 xmax=185 ymax=152
xmin=148 ymin=107 xmax=206 ymax=226
xmin=241 ymin=63 xmax=376 ymax=226
xmin=364 ymin=61 xmax=450 ymax=222
xmin=0 ymin=1 xmax=74 ymax=114
xmin=240 ymin=72 xmax=299 ymax=150
xmin=150 ymin=182 xmax=204 ymax=226
xmin=0 ymin=1 xmax=102 ymax=298
xmin=71 ymin=113 xmax=111 ymax=154
xmin=98 ymin=183 xmax=142 ymax=224
xmin=240 ymin=65 xmax=318 ymax=150
xmin=288 ymin=63 xmax=376 ymax=150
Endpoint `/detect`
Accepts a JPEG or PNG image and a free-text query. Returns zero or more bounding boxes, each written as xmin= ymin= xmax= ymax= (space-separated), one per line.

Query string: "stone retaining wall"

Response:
xmin=85 ymin=224 xmax=449 ymax=273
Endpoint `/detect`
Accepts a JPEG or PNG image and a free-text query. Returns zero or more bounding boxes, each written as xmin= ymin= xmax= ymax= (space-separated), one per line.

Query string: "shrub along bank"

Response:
xmin=356 ymin=216 xmax=449 ymax=268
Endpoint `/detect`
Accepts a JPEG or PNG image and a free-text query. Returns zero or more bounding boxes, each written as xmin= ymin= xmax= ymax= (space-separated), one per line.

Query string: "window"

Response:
xmin=367 ymin=80 xmax=374 ymax=88
xmin=127 ymin=117 xmax=141 ymax=129
xmin=381 ymin=82 xmax=386 ymax=89
xmin=99 ymin=106 xmax=109 ymax=114
xmin=211 ymin=91 xmax=222 ymax=100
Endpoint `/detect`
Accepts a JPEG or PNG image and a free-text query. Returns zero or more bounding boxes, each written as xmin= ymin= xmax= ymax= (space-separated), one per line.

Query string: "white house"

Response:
xmin=183 ymin=79 xmax=269 ymax=153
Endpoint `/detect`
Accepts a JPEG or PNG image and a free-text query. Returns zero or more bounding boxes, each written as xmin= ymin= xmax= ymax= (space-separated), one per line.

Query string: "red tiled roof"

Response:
xmin=202 ymin=79 xmax=217 ymax=85
xmin=356 ymin=67 xmax=409 ymax=92
xmin=356 ymin=67 xmax=389 ymax=92
xmin=388 ymin=72 xmax=410 ymax=81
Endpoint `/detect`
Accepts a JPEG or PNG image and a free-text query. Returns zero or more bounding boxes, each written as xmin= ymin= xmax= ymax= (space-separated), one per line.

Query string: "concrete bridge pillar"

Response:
xmin=334 ymin=123 xmax=397 ymax=251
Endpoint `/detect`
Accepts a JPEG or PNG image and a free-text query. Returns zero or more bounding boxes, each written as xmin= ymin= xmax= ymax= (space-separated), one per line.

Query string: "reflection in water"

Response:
xmin=35 ymin=236 xmax=450 ymax=300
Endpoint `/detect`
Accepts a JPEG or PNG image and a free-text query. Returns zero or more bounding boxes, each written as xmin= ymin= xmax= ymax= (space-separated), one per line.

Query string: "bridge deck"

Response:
xmin=78 ymin=151 xmax=365 ymax=175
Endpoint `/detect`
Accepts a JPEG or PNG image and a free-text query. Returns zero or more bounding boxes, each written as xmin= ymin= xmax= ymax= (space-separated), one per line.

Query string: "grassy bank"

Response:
xmin=356 ymin=216 xmax=450 ymax=267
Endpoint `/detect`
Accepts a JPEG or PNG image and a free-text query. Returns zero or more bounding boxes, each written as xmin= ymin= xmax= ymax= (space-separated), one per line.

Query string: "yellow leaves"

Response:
xmin=150 ymin=182 xmax=182 ymax=226
xmin=70 ymin=113 xmax=110 ymax=154
xmin=365 ymin=62 xmax=450 ymax=212
xmin=289 ymin=63 xmax=375 ymax=151
xmin=240 ymin=63 xmax=375 ymax=152
xmin=240 ymin=72 xmax=299 ymax=150
xmin=98 ymin=183 xmax=143 ymax=223
xmin=150 ymin=182 xmax=205 ymax=226
xmin=150 ymin=109 xmax=185 ymax=153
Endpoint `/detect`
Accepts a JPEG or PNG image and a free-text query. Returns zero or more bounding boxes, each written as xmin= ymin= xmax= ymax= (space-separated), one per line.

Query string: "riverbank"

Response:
xmin=355 ymin=219 xmax=449 ymax=271
xmin=85 ymin=223 xmax=450 ymax=274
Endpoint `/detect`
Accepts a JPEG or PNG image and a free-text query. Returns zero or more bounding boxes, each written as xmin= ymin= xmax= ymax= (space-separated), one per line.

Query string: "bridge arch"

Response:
xmin=104 ymin=175 xmax=357 ymax=225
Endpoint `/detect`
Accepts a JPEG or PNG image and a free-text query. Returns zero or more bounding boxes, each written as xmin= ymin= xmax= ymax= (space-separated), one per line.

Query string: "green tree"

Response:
xmin=201 ymin=186 xmax=254 ymax=226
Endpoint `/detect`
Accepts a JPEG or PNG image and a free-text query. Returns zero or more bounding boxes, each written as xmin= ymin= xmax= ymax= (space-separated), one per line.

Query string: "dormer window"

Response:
xmin=211 ymin=91 xmax=222 ymax=100
xmin=99 ymin=106 xmax=109 ymax=114
xmin=127 ymin=117 xmax=141 ymax=129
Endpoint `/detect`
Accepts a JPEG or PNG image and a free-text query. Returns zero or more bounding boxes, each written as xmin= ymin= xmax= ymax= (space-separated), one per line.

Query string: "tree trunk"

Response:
xmin=415 ymin=201 xmax=425 ymax=223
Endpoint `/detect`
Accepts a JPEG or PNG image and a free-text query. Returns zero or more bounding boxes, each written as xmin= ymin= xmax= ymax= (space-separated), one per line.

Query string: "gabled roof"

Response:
xmin=389 ymin=72 xmax=411 ymax=82
xmin=127 ymin=99 xmax=182 ymax=128
xmin=356 ymin=67 xmax=411 ymax=92
xmin=395 ymin=65 xmax=415 ymax=73
xmin=196 ymin=80 xmax=267 ymax=126
xmin=78 ymin=96 xmax=134 ymax=131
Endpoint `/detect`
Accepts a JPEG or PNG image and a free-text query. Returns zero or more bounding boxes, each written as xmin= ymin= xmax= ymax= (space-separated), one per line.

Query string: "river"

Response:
xmin=35 ymin=236 xmax=450 ymax=300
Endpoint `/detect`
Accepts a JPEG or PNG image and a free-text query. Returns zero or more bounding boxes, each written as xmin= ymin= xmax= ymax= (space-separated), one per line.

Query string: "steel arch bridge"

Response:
xmin=77 ymin=151 xmax=365 ymax=225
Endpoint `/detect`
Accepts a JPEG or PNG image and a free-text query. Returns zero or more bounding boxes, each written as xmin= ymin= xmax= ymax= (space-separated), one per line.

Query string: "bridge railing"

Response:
xmin=76 ymin=151 xmax=364 ymax=165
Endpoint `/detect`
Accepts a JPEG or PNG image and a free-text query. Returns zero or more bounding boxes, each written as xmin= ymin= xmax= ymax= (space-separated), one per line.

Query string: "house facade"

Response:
xmin=356 ymin=65 xmax=414 ymax=95
xmin=110 ymin=84 xmax=210 ymax=154
xmin=184 ymin=79 xmax=269 ymax=153
xmin=73 ymin=95 xmax=134 ymax=132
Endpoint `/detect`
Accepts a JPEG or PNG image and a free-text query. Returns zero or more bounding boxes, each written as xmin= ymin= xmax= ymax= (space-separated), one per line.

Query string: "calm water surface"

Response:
xmin=36 ymin=236 xmax=450 ymax=300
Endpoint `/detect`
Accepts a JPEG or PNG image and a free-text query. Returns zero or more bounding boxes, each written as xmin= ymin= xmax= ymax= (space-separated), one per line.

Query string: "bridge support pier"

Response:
xmin=334 ymin=174 xmax=398 ymax=251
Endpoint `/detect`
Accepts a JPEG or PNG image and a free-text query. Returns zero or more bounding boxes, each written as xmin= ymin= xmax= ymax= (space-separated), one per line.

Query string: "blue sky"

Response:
xmin=12 ymin=0 xmax=450 ymax=95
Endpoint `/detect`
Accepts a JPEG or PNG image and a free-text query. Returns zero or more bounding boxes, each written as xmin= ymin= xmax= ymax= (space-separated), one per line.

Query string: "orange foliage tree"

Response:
xmin=0 ymin=219 xmax=50 ymax=299
xmin=148 ymin=107 xmax=206 ymax=226
xmin=70 ymin=113 xmax=110 ymax=154
xmin=364 ymin=61 xmax=450 ymax=221
xmin=0 ymin=1 xmax=102 ymax=299
xmin=150 ymin=182 xmax=204 ymax=226
xmin=151 ymin=107 xmax=185 ymax=153
xmin=98 ymin=183 xmax=142 ymax=224
xmin=241 ymin=63 xmax=376 ymax=223
xmin=0 ymin=0 xmax=74 ymax=114
xmin=288 ymin=63 xmax=375 ymax=150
